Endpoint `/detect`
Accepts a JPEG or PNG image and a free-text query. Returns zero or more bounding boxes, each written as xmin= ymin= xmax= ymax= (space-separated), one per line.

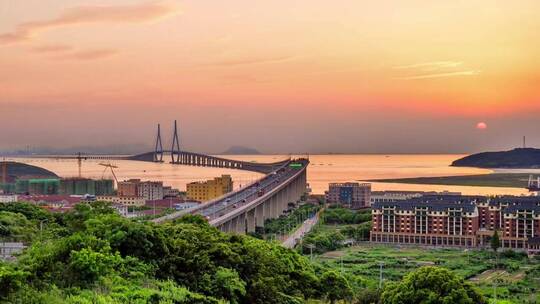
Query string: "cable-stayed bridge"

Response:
xmin=24 ymin=121 xmax=309 ymax=233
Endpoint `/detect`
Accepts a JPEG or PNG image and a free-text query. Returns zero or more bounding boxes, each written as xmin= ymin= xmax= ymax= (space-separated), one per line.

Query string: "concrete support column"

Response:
xmin=270 ymin=196 xmax=278 ymax=218
xmin=237 ymin=212 xmax=246 ymax=234
xmin=221 ymin=221 xmax=230 ymax=233
xmin=246 ymin=209 xmax=256 ymax=232
xmin=255 ymin=204 xmax=265 ymax=227
xmin=230 ymin=217 xmax=238 ymax=234
xmin=264 ymin=200 xmax=271 ymax=221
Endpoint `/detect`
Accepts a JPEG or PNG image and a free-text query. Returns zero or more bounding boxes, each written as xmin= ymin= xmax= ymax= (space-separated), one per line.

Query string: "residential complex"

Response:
xmin=187 ymin=175 xmax=233 ymax=202
xmin=325 ymin=183 xmax=371 ymax=209
xmin=371 ymin=195 xmax=540 ymax=254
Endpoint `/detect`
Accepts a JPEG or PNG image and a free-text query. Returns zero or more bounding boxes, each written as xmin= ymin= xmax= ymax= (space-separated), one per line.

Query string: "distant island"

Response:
xmin=221 ymin=146 xmax=261 ymax=155
xmin=452 ymin=148 xmax=540 ymax=168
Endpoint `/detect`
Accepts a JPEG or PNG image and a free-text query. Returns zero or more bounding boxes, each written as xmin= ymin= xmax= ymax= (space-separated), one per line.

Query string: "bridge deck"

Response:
xmin=24 ymin=151 xmax=290 ymax=174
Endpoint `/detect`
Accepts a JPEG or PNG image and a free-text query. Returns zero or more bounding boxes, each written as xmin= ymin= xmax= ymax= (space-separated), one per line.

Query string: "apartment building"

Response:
xmin=371 ymin=195 xmax=540 ymax=253
xmin=325 ymin=183 xmax=371 ymax=209
xmin=187 ymin=175 xmax=233 ymax=202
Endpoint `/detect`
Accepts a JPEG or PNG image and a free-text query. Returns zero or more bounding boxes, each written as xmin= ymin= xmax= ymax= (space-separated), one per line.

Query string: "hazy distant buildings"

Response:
xmin=325 ymin=183 xmax=371 ymax=209
xmin=187 ymin=175 xmax=233 ymax=202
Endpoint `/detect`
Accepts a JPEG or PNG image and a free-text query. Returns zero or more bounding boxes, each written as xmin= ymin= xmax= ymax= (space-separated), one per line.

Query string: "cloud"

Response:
xmin=52 ymin=48 xmax=118 ymax=61
xmin=393 ymin=61 xmax=463 ymax=70
xmin=0 ymin=1 xmax=179 ymax=45
xmin=31 ymin=44 xmax=73 ymax=53
xmin=396 ymin=70 xmax=481 ymax=80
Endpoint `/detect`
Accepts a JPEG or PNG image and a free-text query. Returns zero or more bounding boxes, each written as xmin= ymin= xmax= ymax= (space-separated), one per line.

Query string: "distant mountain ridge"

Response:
xmin=451 ymin=148 xmax=540 ymax=168
xmin=221 ymin=146 xmax=261 ymax=155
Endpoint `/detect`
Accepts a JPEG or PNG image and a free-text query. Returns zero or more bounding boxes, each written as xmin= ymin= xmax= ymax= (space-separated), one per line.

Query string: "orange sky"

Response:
xmin=1 ymin=1 xmax=539 ymax=153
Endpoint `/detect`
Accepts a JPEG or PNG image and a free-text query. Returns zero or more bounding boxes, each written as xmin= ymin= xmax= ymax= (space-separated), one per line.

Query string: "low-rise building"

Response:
xmin=97 ymin=195 xmax=146 ymax=206
xmin=0 ymin=194 xmax=18 ymax=203
xmin=19 ymin=195 xmax=82 ymax=208
xmin=187 ymin=175 xmax=233 ymax=202
xmin=325 ymin=183 xmax=371 ymax=209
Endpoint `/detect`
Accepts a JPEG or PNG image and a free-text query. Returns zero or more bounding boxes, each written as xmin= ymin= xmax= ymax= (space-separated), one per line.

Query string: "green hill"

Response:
xmin=451 ymin=148 xmax=540 ymax=168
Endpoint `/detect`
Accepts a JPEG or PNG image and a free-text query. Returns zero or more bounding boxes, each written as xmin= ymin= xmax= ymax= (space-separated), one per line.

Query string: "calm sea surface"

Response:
xmin=7 ymin=154 xmax=537 ymax=196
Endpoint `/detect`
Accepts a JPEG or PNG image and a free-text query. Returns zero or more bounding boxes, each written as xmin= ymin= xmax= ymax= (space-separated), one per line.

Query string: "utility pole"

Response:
xmin=379 ymin=261 xmax=384 ymax=289
xmin=306 ymin=244 xmax=315 ymax=261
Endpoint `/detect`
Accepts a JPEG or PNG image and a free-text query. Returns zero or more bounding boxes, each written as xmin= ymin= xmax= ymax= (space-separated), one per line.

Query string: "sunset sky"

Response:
xmin=1 ymin=0 xmax=539 ymax=154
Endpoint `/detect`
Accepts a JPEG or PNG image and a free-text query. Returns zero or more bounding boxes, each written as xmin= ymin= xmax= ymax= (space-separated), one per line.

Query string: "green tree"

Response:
xmin=0 ymin=263 xmax=27 ymax=300
xmin=380 ymin=266 xmax=486 ymax=304
xmin=0 ymin=211 xmax=37 ymax=242
xmin=206 ymin=267 xmax=246 ymax=304
xmin=491 ymin=230 xmax=501 ymax=253
xmin=320 ymin=270 xmax=353 ymax=304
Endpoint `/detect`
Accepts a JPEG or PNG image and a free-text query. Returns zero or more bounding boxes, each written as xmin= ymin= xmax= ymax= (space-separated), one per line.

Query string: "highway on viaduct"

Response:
xmin=152 ymin=158 xmax=309 ymax=233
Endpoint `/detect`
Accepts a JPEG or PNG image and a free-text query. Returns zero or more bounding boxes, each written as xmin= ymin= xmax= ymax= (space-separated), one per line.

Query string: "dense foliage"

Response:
xmin=0 ymin=202 xmax=324 ymax=303
xmin=321 ymin=206 xmax=371 ymax=225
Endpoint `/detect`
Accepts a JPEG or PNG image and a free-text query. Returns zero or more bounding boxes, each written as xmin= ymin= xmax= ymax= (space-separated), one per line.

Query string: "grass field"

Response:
xmin=313 ymin=243 xmax=540 ymax=303
xmin=367 ymin=173 xmax=532 ymax=188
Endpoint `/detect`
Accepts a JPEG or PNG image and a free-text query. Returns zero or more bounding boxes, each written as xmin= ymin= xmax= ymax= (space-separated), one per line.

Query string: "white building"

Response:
xmin=0 ymin=194 xmax=18 ymax=203
xmin=111 ymin=204 xmax=129 ymax=217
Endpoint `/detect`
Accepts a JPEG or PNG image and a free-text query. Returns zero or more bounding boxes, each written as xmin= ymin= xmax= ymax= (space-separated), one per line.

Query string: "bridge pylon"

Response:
xmin=171 ymin=120 xmax=181 ymax=163
xmin=154 ymin=124 xmax=164 ymax=162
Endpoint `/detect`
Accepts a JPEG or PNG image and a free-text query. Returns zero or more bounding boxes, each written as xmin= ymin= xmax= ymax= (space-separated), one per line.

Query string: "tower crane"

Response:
xmin=99 ymin=163 xmax=119 ymax=185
